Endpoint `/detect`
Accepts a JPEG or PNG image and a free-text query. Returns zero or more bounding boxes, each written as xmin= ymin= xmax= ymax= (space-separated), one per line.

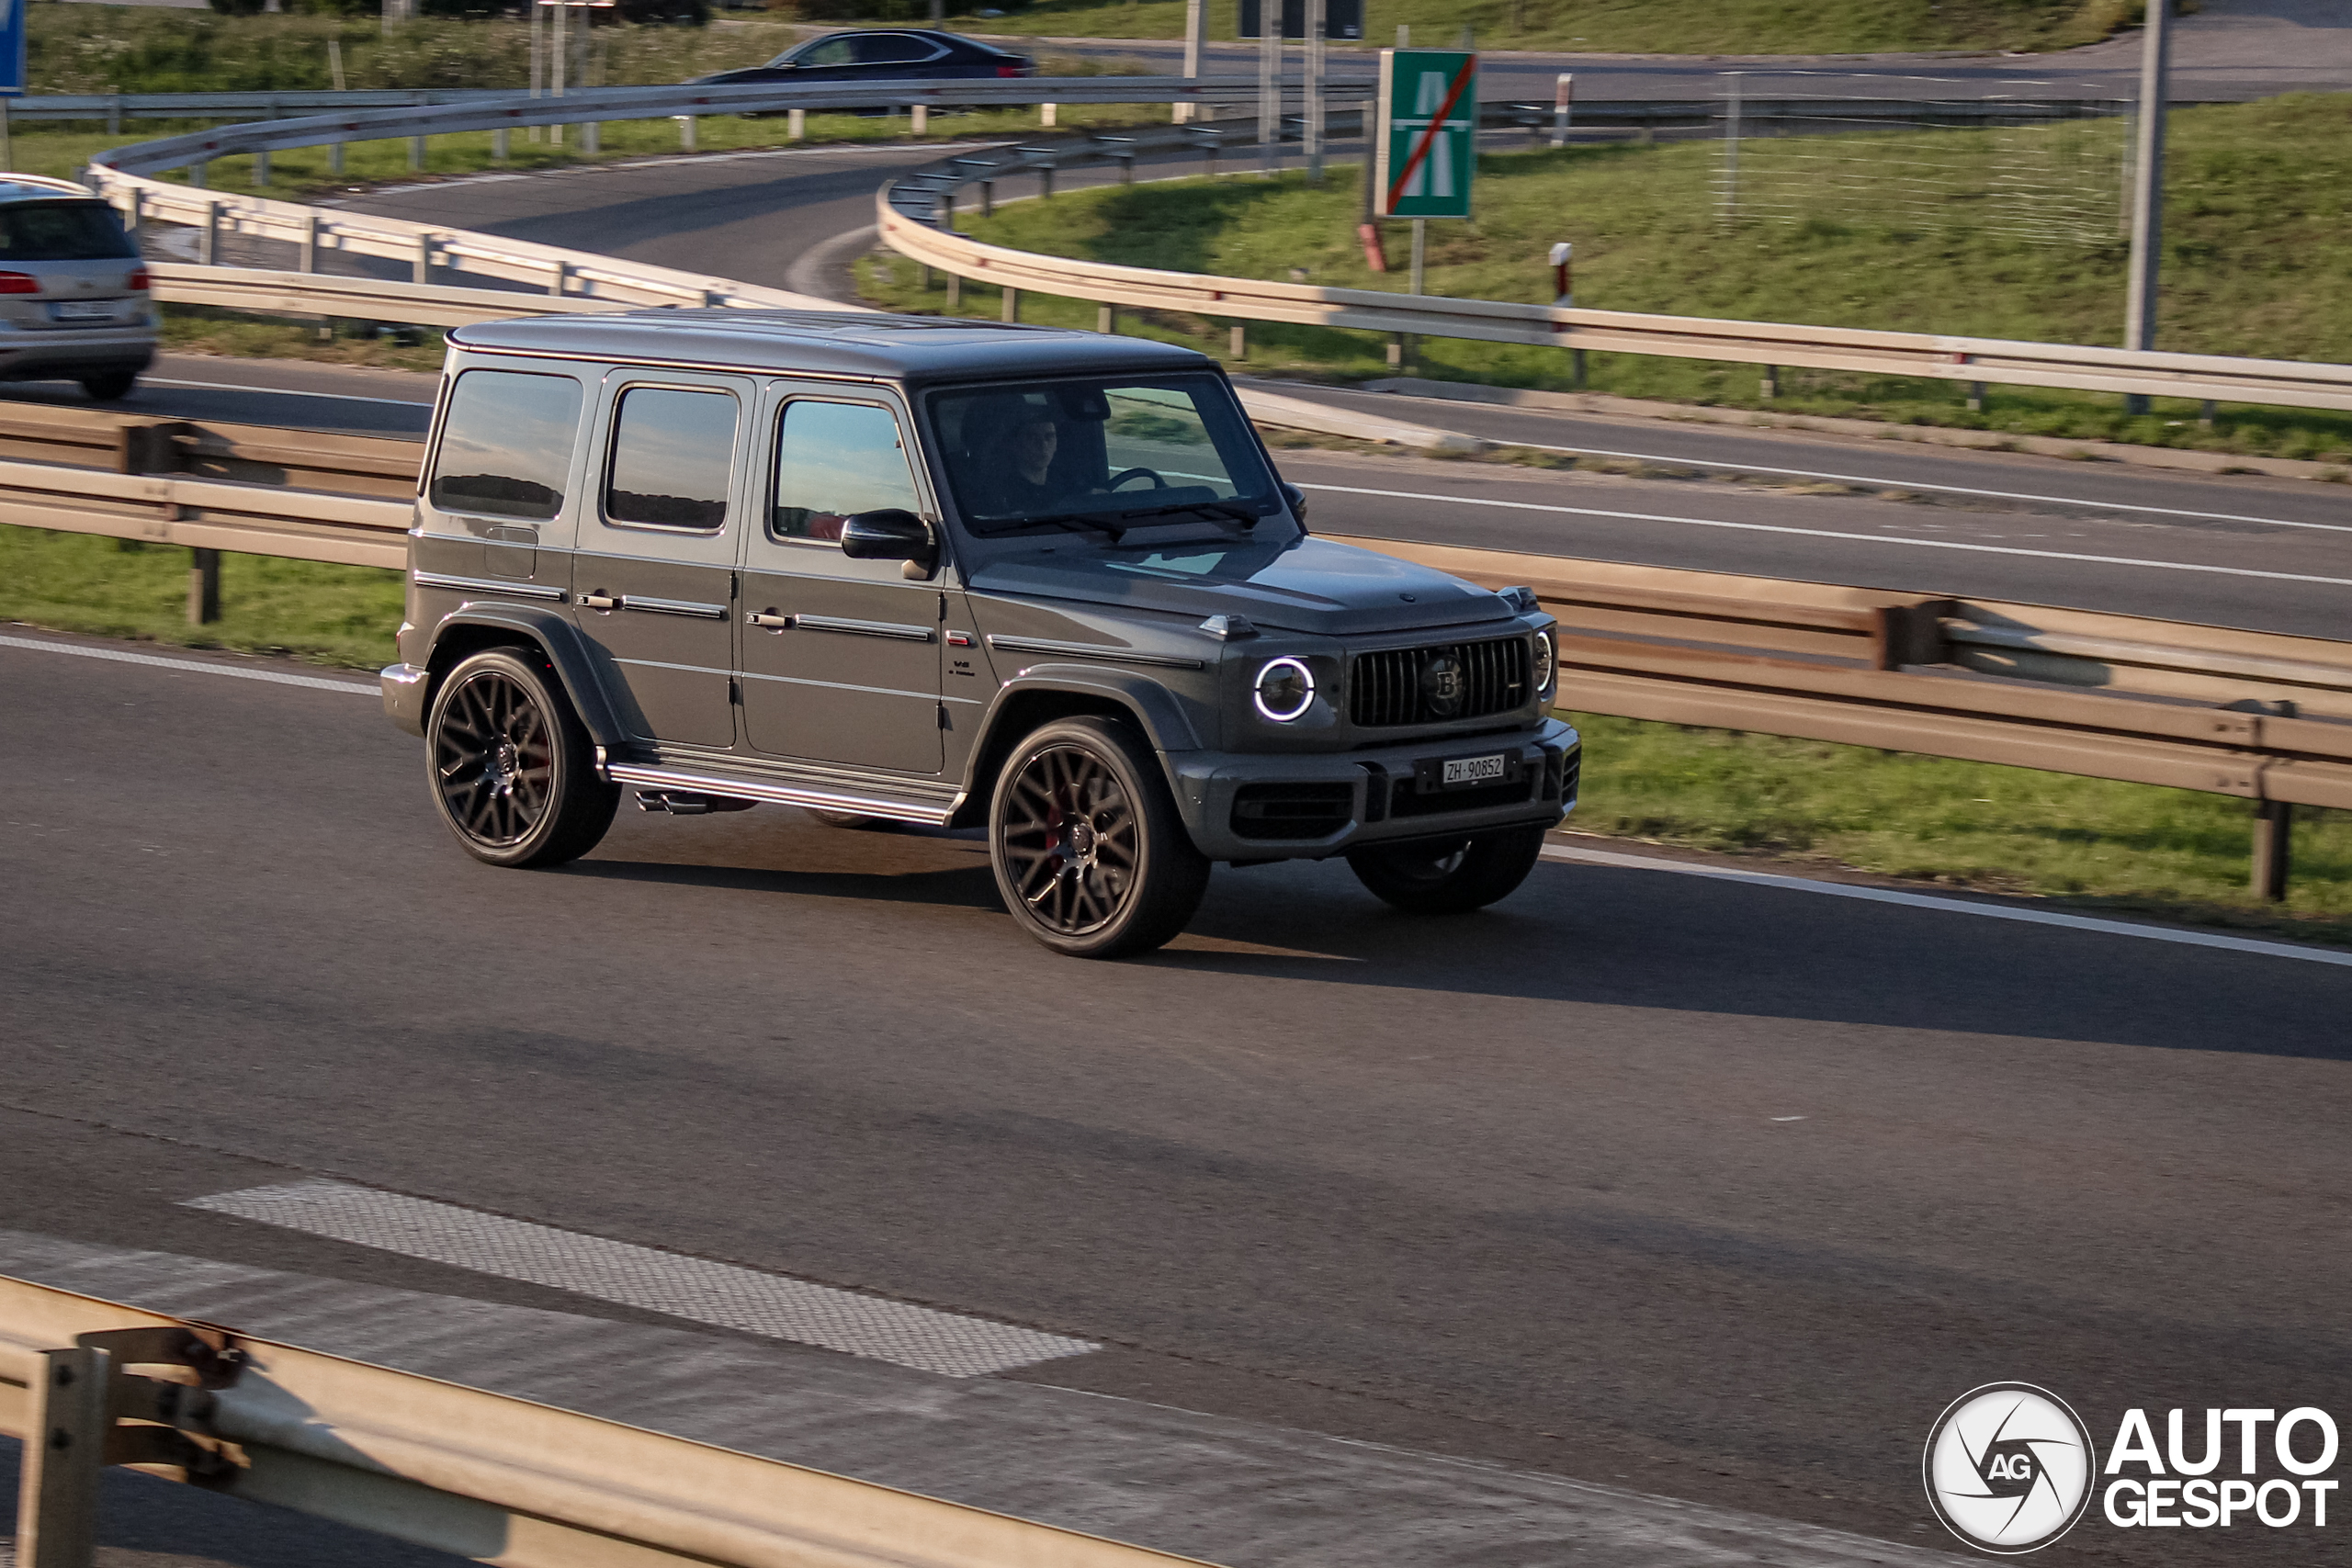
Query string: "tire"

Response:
xmin=1347 ymin=826 xmax=1547 ymax=915
xmin=80 ymin=370 xmax=136 ymax=401
xmin=426 ymin=648 xmax=617 ymax=869
xmin=989 ymin=716 xmax=1209 ymax=958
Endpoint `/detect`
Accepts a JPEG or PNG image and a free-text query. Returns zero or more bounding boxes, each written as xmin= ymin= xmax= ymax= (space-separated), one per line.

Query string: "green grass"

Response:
xmin=860 ymin=92 xmax=2352 ymax=462
xmin=967 ymin=0 xmax=2141 ymax=53
xmin=0 ymin=528 xmax=403 ymax=670
xmin=1569 ymin=714 xmax=2352 ymax=944
xmin=161 ymin=305 xmax=451 ymax=374
xmin=3 ymin=528 xmax=2341 ymax=939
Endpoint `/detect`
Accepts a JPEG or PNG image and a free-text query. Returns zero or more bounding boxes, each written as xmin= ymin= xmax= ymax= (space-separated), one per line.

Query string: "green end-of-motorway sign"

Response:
xmin=1374 ymin=49 xmax=1477 ymax=220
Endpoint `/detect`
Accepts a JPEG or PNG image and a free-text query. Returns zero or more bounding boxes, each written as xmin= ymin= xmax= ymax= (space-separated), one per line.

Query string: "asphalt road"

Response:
xmin=2 ymin=632 xmax=2346 ymax=1568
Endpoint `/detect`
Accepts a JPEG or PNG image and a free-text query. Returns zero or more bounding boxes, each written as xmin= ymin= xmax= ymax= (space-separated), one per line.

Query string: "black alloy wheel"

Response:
xmin=1347 ymin=826 xmax=1547 ymax=914
xmin=426 ymin=649 xmax=617 ymax=869
xmin=989 ymin=716 xmax=1209 ymax=958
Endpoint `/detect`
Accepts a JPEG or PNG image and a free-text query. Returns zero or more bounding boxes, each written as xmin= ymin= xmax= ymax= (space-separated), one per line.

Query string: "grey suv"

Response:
xmin=381 ymin=310 xmax=1577 ymax=956
xmin=0 ymin=175 xmax=156 ymax=400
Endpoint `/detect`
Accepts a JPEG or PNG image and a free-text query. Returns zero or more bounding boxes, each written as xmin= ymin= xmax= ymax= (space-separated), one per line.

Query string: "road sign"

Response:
xmin=1238 ymin=0 xmax=1363 ymax=40
xmin=0 ymin=0 xmax=25 ymax=98
xmin=1374 ymin=50 xmax=1476 ymax=220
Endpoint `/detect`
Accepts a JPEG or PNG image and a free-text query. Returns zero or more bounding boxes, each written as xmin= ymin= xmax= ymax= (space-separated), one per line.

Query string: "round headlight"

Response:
xmin=1532 ymin=630 xmax=1556 ymax=701
xmin=1252 ymin=656 xmax=1316 ymax=722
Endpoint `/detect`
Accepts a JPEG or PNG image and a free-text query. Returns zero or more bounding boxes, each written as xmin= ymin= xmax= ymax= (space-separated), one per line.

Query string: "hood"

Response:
xmin=966 ymin=535 xmax=1514 ymax=637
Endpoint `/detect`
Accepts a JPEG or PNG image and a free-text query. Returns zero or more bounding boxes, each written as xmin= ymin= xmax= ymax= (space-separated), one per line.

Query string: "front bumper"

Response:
xmin=381 ymin=661 xmax=428 ymax=736
xmin=1169 ymin=717 xmax=1579 ymax=862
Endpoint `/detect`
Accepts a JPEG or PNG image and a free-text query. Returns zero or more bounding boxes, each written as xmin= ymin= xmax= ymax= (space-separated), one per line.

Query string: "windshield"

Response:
xmin=928 ymin=374 xmax=1281 ymax=537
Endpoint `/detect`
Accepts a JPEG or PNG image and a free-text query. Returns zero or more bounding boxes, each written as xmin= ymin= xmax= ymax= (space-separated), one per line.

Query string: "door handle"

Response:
xmin=580 ymin=592 xmax=618 ymax=611
xmin=746 ymin=612 xmax=793 ymax=631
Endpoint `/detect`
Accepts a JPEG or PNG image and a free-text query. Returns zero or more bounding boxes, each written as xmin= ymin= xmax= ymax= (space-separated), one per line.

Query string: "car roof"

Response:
xmin=796 ymin=28 xmax=1016 ymax=52
xmin=449 ymin=309 xmax=1216 ymax=387
xmin=0 ymin=175 xmax=105 ymax=206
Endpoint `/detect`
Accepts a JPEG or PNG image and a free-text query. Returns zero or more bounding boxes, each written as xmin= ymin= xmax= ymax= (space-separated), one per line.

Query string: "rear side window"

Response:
xmin=429 ymin=369 xmax=582 ymax=522
xmin=605 ymin=386 xmax=738 ymax=531
xmin=772 ymin=400 xmax=921 ymax=542
xmin=0 ymin=202 xmax=137 ymax=262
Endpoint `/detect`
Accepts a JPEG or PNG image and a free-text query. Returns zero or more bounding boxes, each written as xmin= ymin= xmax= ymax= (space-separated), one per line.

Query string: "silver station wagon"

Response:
xmin=0 ymin=175 xmax=156 ymax=400
xmin=381 ymin=310 xmax=1579 ymax=956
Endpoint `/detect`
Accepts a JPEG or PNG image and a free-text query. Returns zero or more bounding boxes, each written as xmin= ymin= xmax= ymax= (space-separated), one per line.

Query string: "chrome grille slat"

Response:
xmin=1349 ymin=636 xmax=1529 ymax=728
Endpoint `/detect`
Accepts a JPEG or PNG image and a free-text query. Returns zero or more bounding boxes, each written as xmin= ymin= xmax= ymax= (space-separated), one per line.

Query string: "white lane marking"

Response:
xmin=0 ymin=635 xmax=379 ymax=694
xmin=146 ymin=377 xmax=432 ymax=409
xmin=1454 ymin=434 xmax=2352 ymax=536
xmin=185 ymin=1179 xmax=1098 ymax=1379
xmin=1541 ymin=844 xmax=2352 ymax=969
xmin=1299 ymin=481 xmax=2352 ymax=590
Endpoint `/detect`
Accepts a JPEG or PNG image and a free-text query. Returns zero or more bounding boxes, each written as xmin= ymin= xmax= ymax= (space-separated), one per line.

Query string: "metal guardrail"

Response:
xmin=6 ymin=398 xmax=2347 ymax=820
xmin=876 ymin=179 xmax=2352 ymax=412
xmin=2 ymin=1271 xmax=1216 ymax=1568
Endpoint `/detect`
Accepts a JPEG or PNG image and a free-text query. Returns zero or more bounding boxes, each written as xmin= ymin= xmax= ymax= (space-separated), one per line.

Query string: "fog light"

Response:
xmin=1253 ymin=656 xmax=1315 ymax=722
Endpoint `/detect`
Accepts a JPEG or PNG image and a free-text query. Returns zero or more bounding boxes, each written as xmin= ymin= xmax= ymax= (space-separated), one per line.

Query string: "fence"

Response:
xmin=2 ymin=1271 xmax=1214 ymax=1568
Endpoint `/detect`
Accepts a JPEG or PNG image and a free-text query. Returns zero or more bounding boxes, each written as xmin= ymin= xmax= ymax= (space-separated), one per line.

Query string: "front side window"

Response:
xmin=929 ymin=375 xmax=1279 ymax=536
xmin=772 ymin=400 xmax=922 ymax=542
xmin=795 ymin=38 xmax=856 ymax=65
xmin=605 ymin=386 xmax=738 ymax=531
xmin=428 ymin=368 xmax=583 ymax=523
xmin=0 ymin=202 xmax=137 ymax=262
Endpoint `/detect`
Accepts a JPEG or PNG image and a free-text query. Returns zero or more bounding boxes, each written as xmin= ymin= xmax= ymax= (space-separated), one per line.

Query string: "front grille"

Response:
xmin=1230 ymin=782 xmax=1356 ymax=840
xmin=1351 ymin=636 xmax=1530 ymax=728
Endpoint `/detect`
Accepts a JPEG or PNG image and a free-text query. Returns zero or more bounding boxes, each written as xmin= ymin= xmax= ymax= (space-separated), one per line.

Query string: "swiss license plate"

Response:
xmin=1441 ymin=752 xmax=1509 ymax=788
xmin=50 ymin=301 xmax=114 ymax=322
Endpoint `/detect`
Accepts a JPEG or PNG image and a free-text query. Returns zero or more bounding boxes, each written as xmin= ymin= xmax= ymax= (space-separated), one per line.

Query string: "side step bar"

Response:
xmin=605 ymin=761 xmax=960 ymax=828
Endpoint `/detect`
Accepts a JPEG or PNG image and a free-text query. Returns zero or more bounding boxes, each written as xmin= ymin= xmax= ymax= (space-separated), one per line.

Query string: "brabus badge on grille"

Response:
xmin=1420 ymin=652 xmax=1465 ymax=717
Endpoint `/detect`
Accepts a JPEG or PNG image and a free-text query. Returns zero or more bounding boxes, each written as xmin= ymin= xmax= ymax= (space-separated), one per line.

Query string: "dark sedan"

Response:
xmin=689 ymin=29 xmax=1035 ymax=92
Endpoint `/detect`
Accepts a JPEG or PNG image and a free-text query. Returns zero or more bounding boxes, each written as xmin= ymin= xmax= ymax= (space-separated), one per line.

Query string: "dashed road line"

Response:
xmin=185 ymin=1179 xmax=1098 ymax=1378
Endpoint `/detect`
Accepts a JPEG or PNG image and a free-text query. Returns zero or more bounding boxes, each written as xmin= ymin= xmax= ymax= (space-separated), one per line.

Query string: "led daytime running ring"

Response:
xmin=1253 ymin=656 xmax=1317 ymax=722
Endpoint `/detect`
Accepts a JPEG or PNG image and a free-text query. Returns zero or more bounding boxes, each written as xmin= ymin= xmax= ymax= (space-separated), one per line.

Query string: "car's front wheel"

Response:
xmin=989 ymin=716 xmax=1209 ymax=958
xmin=80 ymin=370 xmax=136 ymax=401
xmin=426 ymin=648 xmax=617 ymax=869
xmin=1347 ymin=827 xmax=1547 ymax=914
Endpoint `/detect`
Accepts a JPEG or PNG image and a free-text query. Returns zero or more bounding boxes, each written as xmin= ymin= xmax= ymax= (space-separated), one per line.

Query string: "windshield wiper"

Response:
xmin=1111 ymin=498 xmax=1265 ymax=531
xmin=985 ymin=510 xmax=1130 ymax=541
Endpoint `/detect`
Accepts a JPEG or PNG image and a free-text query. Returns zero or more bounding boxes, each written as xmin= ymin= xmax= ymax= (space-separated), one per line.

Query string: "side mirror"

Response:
xmin=840 ymin=508 xmax=938 ymax=578
xmin=1280 ymin=481 xmax=1308 ymax=527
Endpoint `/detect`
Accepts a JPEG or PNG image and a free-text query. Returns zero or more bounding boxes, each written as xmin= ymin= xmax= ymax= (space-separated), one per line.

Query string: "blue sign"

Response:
xmin=0 ymin=0 xmax=24 ymax=97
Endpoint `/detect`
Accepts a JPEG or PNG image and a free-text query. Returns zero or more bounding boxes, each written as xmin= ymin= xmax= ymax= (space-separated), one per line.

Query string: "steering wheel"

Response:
xmin=1107 ymin=467 xmax=1169 ymax=491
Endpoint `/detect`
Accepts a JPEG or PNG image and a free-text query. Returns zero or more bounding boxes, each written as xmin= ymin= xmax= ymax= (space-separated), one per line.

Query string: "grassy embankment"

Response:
xmin=14 ymin=9 xmax=1153 ymax=201
xmin=965 ymin=0 xmax=2142 ymax=52
xmin=861 ymin=93 xmax=2352 ymax=463
xmin=6 ymin=525 xmax=2346 ymax=942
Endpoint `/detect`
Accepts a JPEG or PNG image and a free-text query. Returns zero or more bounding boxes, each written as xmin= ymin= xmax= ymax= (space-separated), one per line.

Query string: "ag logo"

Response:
xmin=1925 ymin=1383 xmax=2097 ymax=1554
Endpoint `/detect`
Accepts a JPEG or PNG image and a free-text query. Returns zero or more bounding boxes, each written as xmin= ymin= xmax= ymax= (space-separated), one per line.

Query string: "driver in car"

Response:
xmin=977 ymin=407 xmax=1066 ymax=517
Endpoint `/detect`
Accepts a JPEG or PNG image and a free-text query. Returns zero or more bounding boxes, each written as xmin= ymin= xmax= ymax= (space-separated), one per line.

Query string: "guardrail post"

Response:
xmin=788 ymin=108 xmax=806 ymax=141
xmin=190 ymin=159 xmax=208 ymax=190
xmin=409 ymin=134 xmax=425 ymax=172
xmin=1759 ymin=365 xmax=1780 ymax=399
xmin=1001 ymin=287 xmax=1020 ymax=324
xmin=188 ymin=548 xmax=221 ymax=626
xmin=300 ymin=212 xmax=319 ymax=274
xmin=1098 ymin=304 xmax=1117 ymax=334
xmin=2252 ymin=798 xmax=2293 ymax=900
xmin=1039 ymin=163 xmax=1055 ymax=200
xmin=124 ymin=188 xmax=142 ymax=244
xmin=549 ymin=260 xmax=569 ymax=298
xmin=910 ymin=104 xmax=928 ymax=137
xmin=199 ymin=199 xmax=220 ymax=266
xmin=979 ymin=179 xmax=994 ymax=217
xmin=1967 ymin=381 xmax=1986 ymax=412
xmin=493 ymin=126 xmax=510 ymax=163
xmin=675 ymin=115 xmax=695 ymax=152
xmin=330 ymin=140 xmax=345 ymax=177
xmin=944 ymin=271 xmax=960 ymax=309
xmin=1229 ymin=323 xmax=1247 ymax=361
xmin=582 ymin=118 xmax=600 ymax=155
xmin=15 ymin=1346 xmax=110 ymax=1568
xmin=254 ymin=147 xmax=270 ymax=189
xmin=414 ymin=232 xmax=433 ymax=286
xmin=1041 ymin=103 xmax=1057 ymax=128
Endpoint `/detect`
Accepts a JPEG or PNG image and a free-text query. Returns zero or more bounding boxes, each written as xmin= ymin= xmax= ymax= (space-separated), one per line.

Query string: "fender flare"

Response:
xmin=957 ymin=666 xmax=1205 ymax=822
xmin=424 ymin=603 xmax=628 ymax=749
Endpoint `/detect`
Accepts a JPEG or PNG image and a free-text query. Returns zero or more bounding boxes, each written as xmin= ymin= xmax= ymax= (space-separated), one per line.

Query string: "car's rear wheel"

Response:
xmin=1347 ymin=827 xmax=1547 ymax=914
xmin=989 ymin=716 xmax=1208 ymax=958
xmin=426 ymin=649 xmax=617 ymax=869
xmin=80 ymin=370 xmax=136 ymax=401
